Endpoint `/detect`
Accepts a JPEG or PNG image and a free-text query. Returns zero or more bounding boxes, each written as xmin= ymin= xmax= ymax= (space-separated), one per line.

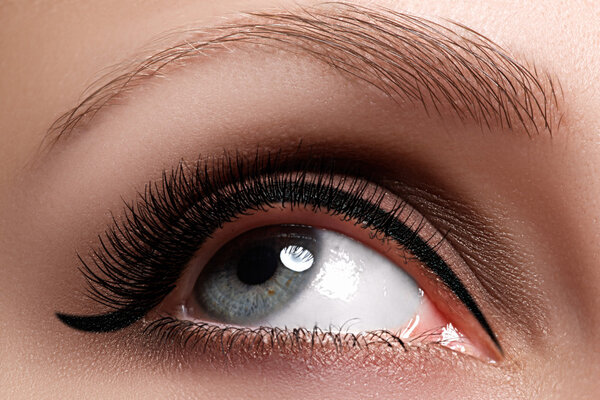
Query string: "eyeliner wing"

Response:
xmin=56 ymin=307 xmax=145 ymax=332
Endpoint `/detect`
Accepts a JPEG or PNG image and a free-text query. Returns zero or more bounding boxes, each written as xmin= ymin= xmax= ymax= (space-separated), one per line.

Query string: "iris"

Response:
xmin=194 ymin=225 xmax=318 ymax=323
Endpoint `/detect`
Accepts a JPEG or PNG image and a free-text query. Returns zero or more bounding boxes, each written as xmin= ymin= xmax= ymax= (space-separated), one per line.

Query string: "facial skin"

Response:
xmin=1 ymin=0 xmax=600 ymax=399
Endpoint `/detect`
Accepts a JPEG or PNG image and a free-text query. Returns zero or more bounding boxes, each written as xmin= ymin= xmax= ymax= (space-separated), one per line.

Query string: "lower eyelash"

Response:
xmin=142 ymin=315 xmax=470 ymax=363
xmin=144 ymin=316 xmax=410 ymax=356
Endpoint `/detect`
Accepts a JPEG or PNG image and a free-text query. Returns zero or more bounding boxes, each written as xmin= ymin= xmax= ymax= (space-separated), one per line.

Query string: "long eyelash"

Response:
xmin=56 ymin=150 xmax=500 ymax=352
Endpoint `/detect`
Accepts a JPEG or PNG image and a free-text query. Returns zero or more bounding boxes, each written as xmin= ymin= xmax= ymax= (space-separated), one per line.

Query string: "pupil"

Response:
xmin=236 ymin=245 xmax=279 ymax=285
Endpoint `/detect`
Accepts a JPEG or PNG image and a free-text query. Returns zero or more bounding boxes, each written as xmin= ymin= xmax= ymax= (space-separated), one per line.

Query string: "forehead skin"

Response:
xmin=1 ymin=0 xmax=599 ymax=399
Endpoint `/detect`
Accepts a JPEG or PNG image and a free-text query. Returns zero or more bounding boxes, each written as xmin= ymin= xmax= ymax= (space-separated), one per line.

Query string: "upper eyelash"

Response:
xmin=55 ymin=150 xmax=500 ymax=352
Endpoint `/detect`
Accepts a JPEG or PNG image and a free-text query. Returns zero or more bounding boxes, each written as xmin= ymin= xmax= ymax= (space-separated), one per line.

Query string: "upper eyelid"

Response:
xmin=42 ymin=2 xmax=563 ymax=150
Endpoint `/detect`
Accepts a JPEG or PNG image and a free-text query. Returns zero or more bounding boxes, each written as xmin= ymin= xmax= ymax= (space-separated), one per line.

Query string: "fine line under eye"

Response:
xmin=55 ymin=153 xmax=501 ymax=352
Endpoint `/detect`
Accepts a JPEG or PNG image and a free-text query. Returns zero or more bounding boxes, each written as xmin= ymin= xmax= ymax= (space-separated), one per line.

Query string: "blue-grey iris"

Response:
xmin=194 ymin=225 xmax=318 ymax=324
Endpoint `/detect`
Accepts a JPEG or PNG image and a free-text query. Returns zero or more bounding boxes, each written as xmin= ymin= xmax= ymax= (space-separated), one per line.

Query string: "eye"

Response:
xmin=55 ymin=155 xmax=501 ymax=364
xmin=189 ymin=225 xmax=422 ymax=329
xmin=164 ymin=212 xmax=498 ymax=362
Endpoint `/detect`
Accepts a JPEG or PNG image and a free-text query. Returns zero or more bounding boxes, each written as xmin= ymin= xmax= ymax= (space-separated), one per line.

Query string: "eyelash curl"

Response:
xmin=56 ymin=149 xmax=500 ymax=353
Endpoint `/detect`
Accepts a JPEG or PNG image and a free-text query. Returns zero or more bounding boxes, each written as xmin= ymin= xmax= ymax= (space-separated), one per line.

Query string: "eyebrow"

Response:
xmin=44 ymin=2 xmax=563 ymax=147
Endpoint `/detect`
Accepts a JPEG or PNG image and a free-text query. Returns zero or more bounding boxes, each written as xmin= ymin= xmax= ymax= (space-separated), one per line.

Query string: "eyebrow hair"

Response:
xmin=44 ymin=2 xmax=563 ymax=147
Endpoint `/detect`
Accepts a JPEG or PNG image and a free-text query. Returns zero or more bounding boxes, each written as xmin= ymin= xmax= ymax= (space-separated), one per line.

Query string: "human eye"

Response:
xmin=56 ymin=154 xmax=502 ymax=363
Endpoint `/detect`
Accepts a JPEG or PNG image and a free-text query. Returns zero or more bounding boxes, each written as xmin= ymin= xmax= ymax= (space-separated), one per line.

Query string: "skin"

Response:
xmin=1 ymin=0 xmax=599 ymax=398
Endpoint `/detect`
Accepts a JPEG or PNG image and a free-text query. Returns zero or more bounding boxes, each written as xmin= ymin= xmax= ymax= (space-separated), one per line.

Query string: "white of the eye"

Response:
xmin=279 ymin=245 xmax=314 ymax=272
xmin=256 ymin=229 xmax=423 ymax=333
xmin=312 ymin=247 xmax=359 ymax=302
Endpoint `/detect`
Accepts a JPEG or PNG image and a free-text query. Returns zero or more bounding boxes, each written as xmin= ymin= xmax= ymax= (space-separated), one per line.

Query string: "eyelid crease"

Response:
xmin=43 ymin=1 xmax=563 ymax=150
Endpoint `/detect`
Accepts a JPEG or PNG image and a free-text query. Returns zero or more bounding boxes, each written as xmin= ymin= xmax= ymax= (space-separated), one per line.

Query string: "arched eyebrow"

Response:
xmin=44 ymin=2 xmax=563 ymax=148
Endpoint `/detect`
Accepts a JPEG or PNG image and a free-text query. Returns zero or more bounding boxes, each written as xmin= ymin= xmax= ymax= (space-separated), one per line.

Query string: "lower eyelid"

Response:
xmin=134 ymin=310 xmax=514 ymax=399
xmin=141 ymin=299 xmax=489 ymax=368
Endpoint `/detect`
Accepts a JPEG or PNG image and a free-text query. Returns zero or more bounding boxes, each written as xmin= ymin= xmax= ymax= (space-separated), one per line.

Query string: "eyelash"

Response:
xmin=56 ymin=150 xmax=500 ymax=352
xmin=142 ymin=316 xmax=447 ymax=356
